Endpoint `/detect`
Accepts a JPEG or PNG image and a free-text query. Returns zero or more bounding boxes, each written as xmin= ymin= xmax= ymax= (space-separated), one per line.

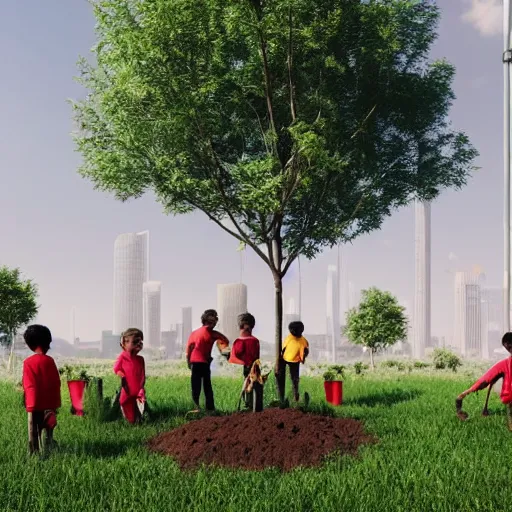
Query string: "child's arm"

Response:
xmin=456 ymin=361 xmax=505 ymax=420
xmin=22 ymin=360 xmax=37 ymax=413
xmin=213 ymin=330 xmax=229 ymax=349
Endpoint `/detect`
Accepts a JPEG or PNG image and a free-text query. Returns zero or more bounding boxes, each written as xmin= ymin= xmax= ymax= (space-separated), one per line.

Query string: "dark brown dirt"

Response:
xmin=147 ymin=408 xmax=376 ymax=471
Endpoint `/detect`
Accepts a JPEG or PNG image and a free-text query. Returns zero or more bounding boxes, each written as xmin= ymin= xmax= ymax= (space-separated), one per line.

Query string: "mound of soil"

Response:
xmin=147 ymin=408 xmax=376 ymax=471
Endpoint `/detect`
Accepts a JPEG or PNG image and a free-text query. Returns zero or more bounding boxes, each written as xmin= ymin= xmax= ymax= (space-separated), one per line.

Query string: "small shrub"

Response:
xmin=432 ymin=348 xmax=462 ymax=372
xmin=353 ymin=361 xmax=369 ymax=375
xmin=413 ymin=361 xmax=430 ymax=369
xmin=381 ymin=360 xmax=401 ymax=368
xmin=323 ymin=365 xmax=345 ymax=381
xmin=59 ymin=364 xmax=91 ymax=382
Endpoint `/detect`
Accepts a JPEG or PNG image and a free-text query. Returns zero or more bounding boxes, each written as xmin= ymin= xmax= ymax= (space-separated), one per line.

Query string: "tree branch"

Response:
xmin=287 ymin=5 xmax=297 ymax=123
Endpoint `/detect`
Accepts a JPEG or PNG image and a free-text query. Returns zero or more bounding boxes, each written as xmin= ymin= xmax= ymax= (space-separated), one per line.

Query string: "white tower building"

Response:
xmin=326 ymin=265 xmax=340 ymax=362
xmin=217 ymin=283 xmax=248 ymax=343
xmin=113 ymin=231 xmax=149 ymax=334
xmin=454 ymin=270 xmax=484 ymax=357
xmin=284 ymin=298 xmax=300 ymax=331
xmin=413 ymin=200 xmax=431 ymax=359
xmin=181 ymin=306 xmax=193 ymax=350
xmin=143 ymin=281 xmax=161 ymax=348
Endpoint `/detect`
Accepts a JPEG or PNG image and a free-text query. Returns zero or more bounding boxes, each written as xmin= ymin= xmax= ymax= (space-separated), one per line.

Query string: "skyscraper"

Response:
xmin=454 ymin=271 xmax=483 ymax=357
xmin=143 ymin=281 xmax=161 ymax=348
xmin=284 ymin=298 xmax=300 ymax=331
xmin=481 ymin=287 xmax=503 ymax=359
xmin=217 ymin=283 xmax=248 ymax=343
xmin=113 ymin=231 xmax=149 ymax=334
xmin=181 ymin=306 xmax=193 ymax=351
xmin=413 ymin=200 xmax=431 ymax=359
xmin=326 ymin=265 xmax=340 ymax=362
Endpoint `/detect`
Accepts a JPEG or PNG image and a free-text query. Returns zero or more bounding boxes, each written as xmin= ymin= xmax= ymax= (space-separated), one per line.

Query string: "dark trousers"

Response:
xmin=191 ymin=363 xmax=215 ymax=410
xmin=278 ymin=361 xmax=300 ymax=401
xmin=28 ymin=411 xmax=54 ymax=454
xmin=242 ymin=365 xmax=252 ymax=409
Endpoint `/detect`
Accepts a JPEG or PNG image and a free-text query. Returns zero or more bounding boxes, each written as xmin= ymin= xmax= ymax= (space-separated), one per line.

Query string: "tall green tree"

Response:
xmin=345 ymin=288 xmax=408 ymax=369
xmin=0 ymin=266 xmax=39 ymax=347
xmin=73 ymin=0 xmax=476 ymax=395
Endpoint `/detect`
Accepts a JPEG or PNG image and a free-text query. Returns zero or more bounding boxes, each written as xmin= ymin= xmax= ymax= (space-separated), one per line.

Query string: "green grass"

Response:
xmin=1 ymin=371 xmax=510 ymax=512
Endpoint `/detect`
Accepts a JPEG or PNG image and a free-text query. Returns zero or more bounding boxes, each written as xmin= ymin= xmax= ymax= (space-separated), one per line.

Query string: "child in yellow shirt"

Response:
xmin=281 ymin=321 xmax=309 ymax=402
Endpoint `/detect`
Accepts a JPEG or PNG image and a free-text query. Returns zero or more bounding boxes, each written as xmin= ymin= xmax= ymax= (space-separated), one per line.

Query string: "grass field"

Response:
xmin=1 ymin=367 xmax=510 ymax=512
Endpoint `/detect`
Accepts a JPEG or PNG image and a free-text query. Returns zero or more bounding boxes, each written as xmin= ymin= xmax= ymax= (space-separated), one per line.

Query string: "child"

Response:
xmin=22 ymin=325 xmax=61 ymax=454
xmin=229 ymin=313 xmax=260 ymax=408
xmin=456 ymin=332 xmax=512 ymax=429
xmin=186 ymin=309 xmax=229 ymax=412
xmin=280 ymin=321 xmax=309 ymax=402
xmin=113 ymin=328 xmax=145 ymax=424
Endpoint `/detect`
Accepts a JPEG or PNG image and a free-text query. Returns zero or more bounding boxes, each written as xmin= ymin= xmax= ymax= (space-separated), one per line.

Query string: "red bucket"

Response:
xmin=68 ymin=380 xmax=87 ymax=416
xmin=324 ymin=380 xmax=343 ymax=406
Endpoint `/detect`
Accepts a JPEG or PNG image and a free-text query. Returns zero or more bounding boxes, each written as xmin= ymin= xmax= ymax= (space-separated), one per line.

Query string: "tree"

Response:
xmin=0 ymin=266 xmax=39 ymax=347
xmin=344 ymin=288 xmax=407 ymax=370
xmin=72 ymin=0 xmax=477 ymax=397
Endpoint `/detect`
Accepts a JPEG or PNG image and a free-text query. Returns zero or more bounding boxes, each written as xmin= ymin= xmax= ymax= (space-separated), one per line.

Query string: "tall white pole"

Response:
xmin=504 ymin=0 xmax=511 ymax=332
xmin=298 ymin=255 xmax=302 ymax=319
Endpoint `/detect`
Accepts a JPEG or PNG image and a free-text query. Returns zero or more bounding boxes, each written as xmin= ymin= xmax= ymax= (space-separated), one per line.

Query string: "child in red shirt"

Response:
xmin=456 ymin=332 xmax=512 ymax=429
xmin=229 ymin=313 xmax=260 ymax=408
xmin=113 ymin=328 xmax=146 ymax=424
xmin=186 ymin=309 xmax=229 ymax=412
xmin=22 ymin=325 xmax=61 ymax=454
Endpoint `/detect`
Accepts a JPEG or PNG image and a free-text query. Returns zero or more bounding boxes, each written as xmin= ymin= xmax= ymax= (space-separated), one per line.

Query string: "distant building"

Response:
xmin=143 ymin=281 xmax=161 ymax=348
xmin=454 ymin=271 xmax=484 ymax=357
xmin=481 ymin=287 xmax=503 ymax=360
xmin=284 ymin=298 xmax=300 ymax=330
xmin=161 ymin=329 xmax=178 ymax=359
xmin=101 ymin=330 xmax=120 ymax=358
xmin=112 ymin=231 xmax=149 ymax=335
xmin=217 ymin=283 xmax=248 ymax=343
xmin=180 ymin=307 xmax=193 ymax=354
xmin=326 ymin=265 xmax=340 ymax=362
xmin=413 ymin=200 xmax=431 ymax=359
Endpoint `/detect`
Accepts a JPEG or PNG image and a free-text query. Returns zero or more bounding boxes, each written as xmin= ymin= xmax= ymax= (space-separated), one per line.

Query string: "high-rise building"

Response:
xmin=413 ymin=200 xmax=431 ymax=359
xmin=284 ymin=298 xmax=300 ymax=331
xmin=454 ymin=271 xmax=483 ymax=357
xmin=143 ymin=281 xmax=161 ymax=348
xmin=217 ymin=283 xmax=248 ymax=343
xmin=348 ymin=281 xmax=361 ymax=311
xmin=113 ymin=231 xmax=149 ymax=334
xmin=326 ymin=265 xmax=340 ymax=362
xmin=181 ymin=306 xmax=193 ymax=352
xmin=481 ymin=287 xmax=503 ymax=359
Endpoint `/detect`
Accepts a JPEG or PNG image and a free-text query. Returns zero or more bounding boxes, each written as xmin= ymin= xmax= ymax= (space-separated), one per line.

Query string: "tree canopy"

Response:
xmin=73 ymin=0 xmax=477 ymax=376
xmin=345 ymin=287 xmax=408 ymax=369
xmin=0 ymin=266 xmax=38 ymax=347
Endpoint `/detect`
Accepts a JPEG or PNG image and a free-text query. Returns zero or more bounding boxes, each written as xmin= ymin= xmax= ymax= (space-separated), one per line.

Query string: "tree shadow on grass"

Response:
xmin=343 ymin=388 xmax=423 ymax=408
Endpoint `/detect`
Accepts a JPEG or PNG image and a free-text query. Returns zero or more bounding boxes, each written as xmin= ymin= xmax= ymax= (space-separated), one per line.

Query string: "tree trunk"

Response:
xmin=8 ymin=330 xmax=15 ymax=373
xmin=274 ymin=275 xmax=286 ymax=401
xmin=369 ymin=348 xmax=375 ymax=370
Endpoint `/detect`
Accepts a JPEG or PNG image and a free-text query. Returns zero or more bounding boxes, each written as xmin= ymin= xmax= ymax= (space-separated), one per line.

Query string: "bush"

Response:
xmin=432 ymin=348 xmax=462 ymax=372
xmin=353 ymin=362 xmax=369 ymax=375
xmin=413 ymin=361 xmax=430 ymax=369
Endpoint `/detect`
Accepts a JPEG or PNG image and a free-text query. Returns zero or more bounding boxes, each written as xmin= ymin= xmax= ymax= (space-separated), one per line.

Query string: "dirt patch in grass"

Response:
xmin=147 ymin=408 xmax=376 ymax=471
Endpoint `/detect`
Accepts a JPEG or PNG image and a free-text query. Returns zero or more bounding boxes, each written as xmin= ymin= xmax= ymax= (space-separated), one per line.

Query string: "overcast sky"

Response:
xmin=0 ymin=0 xmax=505 ymax=343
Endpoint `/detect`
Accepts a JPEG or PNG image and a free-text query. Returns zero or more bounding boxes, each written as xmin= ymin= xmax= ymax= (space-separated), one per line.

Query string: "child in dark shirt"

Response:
xmin=22 ymin=325 xmax=61 ymax=454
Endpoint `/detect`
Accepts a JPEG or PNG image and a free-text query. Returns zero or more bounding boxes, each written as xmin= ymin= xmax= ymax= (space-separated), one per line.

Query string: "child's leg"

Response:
xmin=243 ymin=366 xmax=252 ymax=409
xmin=121 ymin=399 xmax=137 ymax=424
xmin=276 ymin=361 xmax=287 ymax=402
xmin=28 ymin=411 xmax=43 ymax=454
xmin=507 ymin=403 xmax=512 ymax=431
xmin=190 ymin=364 xmax=202 ymax=409
xmin=203 ymin=364 xmax=215 ymax=411
xmin=289 ymin=363 xmax=300 ymax=401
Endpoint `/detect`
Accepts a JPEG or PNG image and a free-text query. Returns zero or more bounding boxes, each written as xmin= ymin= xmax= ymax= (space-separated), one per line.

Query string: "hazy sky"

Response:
xmin=0 ymin=0 xmax=505 ymax=344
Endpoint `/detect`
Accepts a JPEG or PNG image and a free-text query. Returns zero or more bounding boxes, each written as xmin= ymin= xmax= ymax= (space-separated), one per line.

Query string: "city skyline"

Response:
xmin=0 ymin=1 xmax=506 ymax=345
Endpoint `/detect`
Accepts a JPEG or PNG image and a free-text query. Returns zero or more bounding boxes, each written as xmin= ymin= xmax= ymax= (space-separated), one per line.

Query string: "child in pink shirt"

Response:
xmin=113 ymin=328 xmax=145 ymax=424
xmin=456 ymin=332 xmax=512 ymax=429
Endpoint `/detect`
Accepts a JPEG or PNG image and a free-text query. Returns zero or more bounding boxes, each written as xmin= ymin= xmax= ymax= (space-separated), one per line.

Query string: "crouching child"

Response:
xmin=456 ymin=332 xmax=512 ymax=429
